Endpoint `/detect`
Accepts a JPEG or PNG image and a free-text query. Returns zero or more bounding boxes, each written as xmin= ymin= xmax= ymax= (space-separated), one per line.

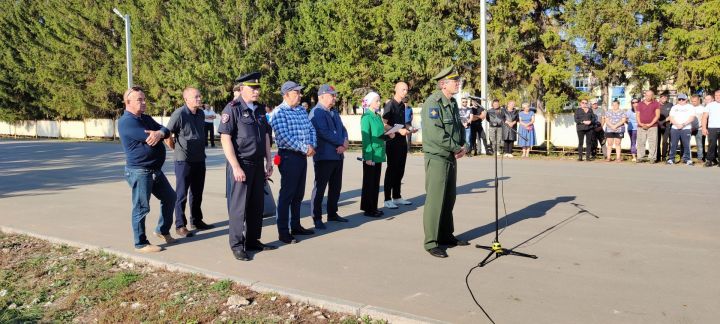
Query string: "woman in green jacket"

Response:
xmin=360 ymin=92 xmax=394 ymax=217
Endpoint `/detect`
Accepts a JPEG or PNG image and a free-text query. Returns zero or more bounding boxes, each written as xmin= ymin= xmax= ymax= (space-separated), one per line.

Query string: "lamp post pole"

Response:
xmin=480 ymin=0 xmax=487 ymax=110
xmin=113 ymin=8 xmax=133 ymax=89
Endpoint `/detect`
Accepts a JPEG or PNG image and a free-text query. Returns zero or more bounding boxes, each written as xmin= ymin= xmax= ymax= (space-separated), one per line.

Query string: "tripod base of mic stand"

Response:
xmin=475 ymin=241 xmax=537 ymax=267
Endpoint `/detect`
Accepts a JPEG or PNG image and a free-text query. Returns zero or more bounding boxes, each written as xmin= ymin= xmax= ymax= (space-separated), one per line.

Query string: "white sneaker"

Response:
xmin=666 ymin=160 xmax=674 ymax=165
xmin=384 ymin=200 xmax=398 ymax=209
xmin=685 ymin=160 xmax=694 ymax=166
xmin=394 ymin=198 xmax=412 ymax=205
xmin=504 ymin=153 xmax=513 ymax=158
xmin=135 ymin=244 xmax=162 ymax=253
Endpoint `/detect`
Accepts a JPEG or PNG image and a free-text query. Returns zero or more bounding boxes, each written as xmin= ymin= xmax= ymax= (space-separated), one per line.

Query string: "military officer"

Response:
xmin=421 ymin=66 xmax=471 ymax=258
xmin=218 ymin=72 xmax=277 ymax=261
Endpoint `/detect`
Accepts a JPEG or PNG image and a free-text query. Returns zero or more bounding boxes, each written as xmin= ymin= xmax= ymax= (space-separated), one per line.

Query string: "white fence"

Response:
xmin=0 ymin=111 xmax=699 ymax=150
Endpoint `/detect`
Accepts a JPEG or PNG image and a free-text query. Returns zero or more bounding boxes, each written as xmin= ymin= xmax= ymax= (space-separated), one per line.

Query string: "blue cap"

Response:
xmin=677 ymin=93 xmax=688 ymax=100
xmin=281 ymin=81 xmax=303 ymax=95
xmin=318 ymin=84 xmax=337 ymax=96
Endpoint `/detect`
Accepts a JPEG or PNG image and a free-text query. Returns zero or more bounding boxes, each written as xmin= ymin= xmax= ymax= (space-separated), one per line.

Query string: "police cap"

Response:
xmin=234 ymin=72 xmax=261 ymax=87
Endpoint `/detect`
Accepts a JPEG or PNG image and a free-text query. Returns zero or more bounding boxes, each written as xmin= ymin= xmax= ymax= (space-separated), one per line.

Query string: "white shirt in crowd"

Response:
xmin=692 ymin=104 xmax=707 ymax=128
xmin=706 ymin=101 xmax=720 ymax=128
xmin=669 ymin=103 xmax=695 ymax=130
xmin=203 ymin=107 xmax=216 ymax=123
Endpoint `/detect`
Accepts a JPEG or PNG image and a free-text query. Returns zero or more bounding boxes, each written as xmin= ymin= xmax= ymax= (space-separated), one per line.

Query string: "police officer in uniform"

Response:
xmin=421 ymin=67 xmax=471 ymax=258
xmin=218 ymin=72 xmax=277 ymax=261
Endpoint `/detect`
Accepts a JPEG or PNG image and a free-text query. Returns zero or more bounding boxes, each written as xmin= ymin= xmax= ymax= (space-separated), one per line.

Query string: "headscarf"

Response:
xmin=362 ymin=91 xmax=380 ymax=113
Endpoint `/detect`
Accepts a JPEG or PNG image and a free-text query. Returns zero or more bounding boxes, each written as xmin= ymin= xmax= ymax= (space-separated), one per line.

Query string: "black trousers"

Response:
xmin=311 ymin=159 xmax=343 ymax=220
xmin=707 ymin=128 xmax=720 ymax=162
xmin=361 ymin=162 xmax=382 ymax=213
xmin=591 ymin=128 xmax=604 ymax=157
xmin=205 ymin=122 xmax=215 ymax=147
xmin=276 ymin=150 xmax=307 ymax=235
xmin=577 ymin=129 xmax=593 ymax=159
xmin=504 ymin=140 xmax=514 ymax=154
xmin=226 ymin=159 xmax=264 ymax=251
xmin=469 ymin=123 xmax=489 ymax=153
xmin=657 ymin=124 xmax=671 ymax=161
xmin=174 ymin=161 xmax=206 ymax=229
xmin=384 ymin=141 xmax=407 ymax=201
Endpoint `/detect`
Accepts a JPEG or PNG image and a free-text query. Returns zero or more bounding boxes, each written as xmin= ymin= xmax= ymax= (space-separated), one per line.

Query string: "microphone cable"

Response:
xmin=465 ymin=264 xmax=496 ymax=324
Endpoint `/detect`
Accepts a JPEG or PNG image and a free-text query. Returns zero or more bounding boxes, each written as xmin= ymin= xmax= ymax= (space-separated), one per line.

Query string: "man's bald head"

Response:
xmin=394 ymin=82 xmax=408 ymax=101
xmin=182 ymin=87 xmax=202 ymax=109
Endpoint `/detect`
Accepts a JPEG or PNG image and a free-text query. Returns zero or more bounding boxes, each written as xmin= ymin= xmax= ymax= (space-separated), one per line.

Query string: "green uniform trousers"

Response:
xmin=423 ymin=154 xmax=456 ymax=250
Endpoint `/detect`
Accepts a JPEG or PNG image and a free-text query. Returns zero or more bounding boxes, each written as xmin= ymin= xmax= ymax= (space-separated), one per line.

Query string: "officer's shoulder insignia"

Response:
xmin=429 ymin=107 xmax=440 ymax=119
xmin=221 ymin=113 xmax=230 ymax=123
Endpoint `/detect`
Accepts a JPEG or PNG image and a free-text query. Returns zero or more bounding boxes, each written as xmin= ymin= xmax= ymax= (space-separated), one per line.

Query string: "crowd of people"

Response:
xmin=117 ymin=71 xmax=720 ymax=260
xmin=118 ymin=67 xmax=471 ymax=260
xmin=575 ymin=90 xmax=720 ymax=166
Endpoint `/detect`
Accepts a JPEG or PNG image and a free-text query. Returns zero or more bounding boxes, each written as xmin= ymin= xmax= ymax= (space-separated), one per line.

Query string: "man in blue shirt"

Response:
xmin=309 ymin=84 xmax=349 ymax=230
xmin=270 ymin=81 xmax=317 ymax=244
xmin=166 ymin=87 xmax=212 ymax=238
xmin=118 ymin=86 xmax=176 ymax=253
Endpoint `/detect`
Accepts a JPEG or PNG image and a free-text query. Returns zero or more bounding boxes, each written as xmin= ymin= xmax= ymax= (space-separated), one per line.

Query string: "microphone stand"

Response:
xmin=475 ymin=115 xmax=537 ymax=266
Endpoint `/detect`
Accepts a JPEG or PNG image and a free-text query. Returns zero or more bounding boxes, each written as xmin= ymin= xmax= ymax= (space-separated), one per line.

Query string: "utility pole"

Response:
xmin=113 ymin=8 xmax=133 ymax=89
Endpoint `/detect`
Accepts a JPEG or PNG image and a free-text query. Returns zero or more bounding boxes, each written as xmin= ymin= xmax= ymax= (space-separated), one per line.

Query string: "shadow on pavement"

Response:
xmin=456 ymin=195 xmax=576 ymax=242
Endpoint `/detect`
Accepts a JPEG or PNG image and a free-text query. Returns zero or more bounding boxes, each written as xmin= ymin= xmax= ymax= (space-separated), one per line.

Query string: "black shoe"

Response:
xmin=246 ymin=241 xmax=277 ymax=251
xmin=363 ymin=210 xmax=383 ymax=217
xmin=291 ymin=227 xmax=314 ymax=235
xmin=314 ymin=220 xmax=327 ymax=230
xmin=577 ymin=157 xmax=583 ymax=161
xmin=441 ymin=238 xmax=470 ymax=247
xmin=327 ymin=215 xmax=349 ymax=223
xmin=427 ymin=247 xmax=448 ymax=258
xmin=232 ymin=249 xmax=251 ymax=261
xmin=705 ymin=161 xmax=716 ymax=167
xmin=279 ymin=234 xmax=298 ymax=244
xmin=192 ymin=220 xmax=215 ymax=231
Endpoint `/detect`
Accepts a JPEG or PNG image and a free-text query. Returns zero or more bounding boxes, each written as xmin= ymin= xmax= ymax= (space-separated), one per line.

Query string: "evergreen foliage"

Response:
xmin=0 ymin=0 xmax=718 ymax=121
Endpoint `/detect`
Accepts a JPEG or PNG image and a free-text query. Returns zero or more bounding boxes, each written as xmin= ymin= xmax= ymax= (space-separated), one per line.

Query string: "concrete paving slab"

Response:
xmin=1 ymin=139 xmax=718 ymax=323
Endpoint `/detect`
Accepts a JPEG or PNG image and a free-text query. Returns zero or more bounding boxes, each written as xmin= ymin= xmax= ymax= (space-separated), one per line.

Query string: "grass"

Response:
xmin=0 ymin=232 xmax=380 ymax=323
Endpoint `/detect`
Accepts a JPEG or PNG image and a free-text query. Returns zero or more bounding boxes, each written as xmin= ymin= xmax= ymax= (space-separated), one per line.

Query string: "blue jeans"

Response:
xmin=693 ymin=129 xmax=705 ymax=160
xmin=464 ymin=127 xmax=471 ymax=146
xmin=125 ymin=167 xmax=176 ymax=248
xmin=669 ymin=128 xmax=692 ymax=162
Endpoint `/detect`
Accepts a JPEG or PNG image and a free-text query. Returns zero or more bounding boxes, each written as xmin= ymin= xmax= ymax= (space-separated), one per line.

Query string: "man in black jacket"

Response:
xmin=657 ymin=93 xmax=673 ymax=162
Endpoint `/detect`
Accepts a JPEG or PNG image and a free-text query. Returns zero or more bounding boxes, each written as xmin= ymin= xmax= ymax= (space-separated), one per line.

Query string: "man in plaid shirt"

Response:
xmin=270 ymin=81 xmax=317 ymax=244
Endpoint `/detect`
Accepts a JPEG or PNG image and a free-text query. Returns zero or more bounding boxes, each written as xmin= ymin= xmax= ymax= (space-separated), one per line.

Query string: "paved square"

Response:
xmin=1 ymin=140 xmax=718 ymax=323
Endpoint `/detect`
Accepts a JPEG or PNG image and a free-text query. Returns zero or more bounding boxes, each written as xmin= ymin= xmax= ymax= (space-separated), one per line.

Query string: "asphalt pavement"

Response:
xmin=1 ymin=139 xmax=718 ymax=324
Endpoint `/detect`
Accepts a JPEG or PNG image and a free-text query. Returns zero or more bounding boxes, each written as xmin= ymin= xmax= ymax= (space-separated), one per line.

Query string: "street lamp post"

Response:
xmin=113 ymin=8 xmax=133 ymax=89
xmin=480 ymin=0 xmax=488 ymax=111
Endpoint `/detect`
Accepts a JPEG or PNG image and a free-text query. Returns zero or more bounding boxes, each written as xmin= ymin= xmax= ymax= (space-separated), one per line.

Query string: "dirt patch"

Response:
xmin=0 ymin=232 xmax=386 ymax=323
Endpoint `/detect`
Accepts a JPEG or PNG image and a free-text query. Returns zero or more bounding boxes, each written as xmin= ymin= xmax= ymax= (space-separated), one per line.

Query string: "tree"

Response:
xmin=566 ymin=0 xmax=648 ymax=106
xmin=639 ymin=0 xmax=720 ymax=93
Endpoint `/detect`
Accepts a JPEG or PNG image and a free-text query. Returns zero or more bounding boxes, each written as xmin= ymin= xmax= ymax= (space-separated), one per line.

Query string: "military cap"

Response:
xmin=234 ymin=72 xmax=261 ymax=87
xmin=432 ymin=66 xmax=460 ymax=81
